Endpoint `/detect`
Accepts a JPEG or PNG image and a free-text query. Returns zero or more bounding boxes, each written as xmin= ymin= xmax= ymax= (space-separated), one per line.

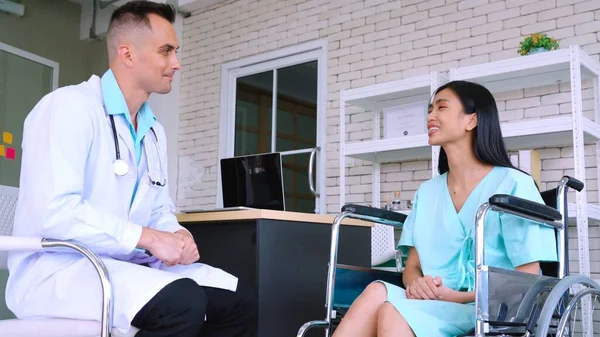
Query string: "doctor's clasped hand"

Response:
xmin=137 ymin=227 xmax=199 ymax=267
xmin=175 ymin=229 xmax=201 ymax=265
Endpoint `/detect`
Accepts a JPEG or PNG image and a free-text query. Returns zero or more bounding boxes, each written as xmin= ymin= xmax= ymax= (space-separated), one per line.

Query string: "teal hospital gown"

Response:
xmin=377 ymin=166 xmax=558 ymax=336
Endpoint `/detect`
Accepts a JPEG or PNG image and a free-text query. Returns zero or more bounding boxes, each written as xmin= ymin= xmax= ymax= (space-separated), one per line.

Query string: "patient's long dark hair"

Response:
xmin=435 ymin=81 xmax=516 ymax=175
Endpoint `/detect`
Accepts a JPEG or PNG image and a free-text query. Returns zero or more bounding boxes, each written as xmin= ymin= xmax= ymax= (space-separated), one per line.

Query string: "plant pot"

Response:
xmin=529 ymin=47 xmax=548 ymax=55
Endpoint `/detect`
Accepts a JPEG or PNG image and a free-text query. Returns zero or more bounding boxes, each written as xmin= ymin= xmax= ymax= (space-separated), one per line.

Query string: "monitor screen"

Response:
xmin=220 ymin=153 xmax=285 ymax=211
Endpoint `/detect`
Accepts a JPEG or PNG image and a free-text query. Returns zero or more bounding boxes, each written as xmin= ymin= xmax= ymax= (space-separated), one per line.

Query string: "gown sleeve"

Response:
xmin=397 ymin=188 xmax=419 ymax=256
xmin=500 ymin=174 xmax=558 ymax=267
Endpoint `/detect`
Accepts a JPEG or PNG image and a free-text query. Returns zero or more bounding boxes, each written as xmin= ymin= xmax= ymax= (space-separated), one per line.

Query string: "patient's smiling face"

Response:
xmin=426 ymin=88 xmax=477 ymax=147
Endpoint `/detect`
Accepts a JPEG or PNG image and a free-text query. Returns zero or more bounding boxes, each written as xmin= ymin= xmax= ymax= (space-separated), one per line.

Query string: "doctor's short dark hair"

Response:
xmin=107 ymin=1 xmax=176 ymax=38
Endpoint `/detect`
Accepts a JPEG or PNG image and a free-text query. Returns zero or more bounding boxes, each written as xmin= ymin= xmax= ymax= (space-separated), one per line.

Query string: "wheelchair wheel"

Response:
xmin=535 ymin=275 xmax=600 ymax=336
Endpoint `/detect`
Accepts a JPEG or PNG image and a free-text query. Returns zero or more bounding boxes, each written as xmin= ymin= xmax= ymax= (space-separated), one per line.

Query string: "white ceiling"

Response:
xmin=68 ymin=0 xmax=230 ymax=14
xmin=67 ymin=0 xmax=229 ymax=40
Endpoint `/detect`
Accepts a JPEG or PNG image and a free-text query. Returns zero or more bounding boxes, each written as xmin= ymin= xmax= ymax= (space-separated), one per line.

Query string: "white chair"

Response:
xmin=0 ymin=185 xmax=139 ymax=337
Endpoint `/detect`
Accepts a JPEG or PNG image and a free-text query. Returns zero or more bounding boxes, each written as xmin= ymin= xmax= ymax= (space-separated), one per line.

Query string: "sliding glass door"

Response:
xmin=0 ymin=43 xmax=58 ymax=188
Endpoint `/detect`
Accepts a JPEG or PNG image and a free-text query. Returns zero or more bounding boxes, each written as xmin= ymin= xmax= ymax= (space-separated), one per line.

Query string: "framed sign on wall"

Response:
xmin=382 ymin=101 xmax=428 ymax=139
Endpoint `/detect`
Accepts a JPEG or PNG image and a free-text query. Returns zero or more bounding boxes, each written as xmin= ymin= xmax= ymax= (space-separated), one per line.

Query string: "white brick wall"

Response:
xmin=181 ymin=0 xmax=600 ymax=273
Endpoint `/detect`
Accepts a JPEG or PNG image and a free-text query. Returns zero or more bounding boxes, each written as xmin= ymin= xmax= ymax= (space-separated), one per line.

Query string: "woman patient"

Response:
xmin=332 ymin=81 xmax=558 ymax=337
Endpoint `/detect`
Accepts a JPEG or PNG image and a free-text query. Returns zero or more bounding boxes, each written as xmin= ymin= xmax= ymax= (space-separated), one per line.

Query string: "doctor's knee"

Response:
xmin=175 ymin=278 xmax=209 ymax=319
xmin=132 ymin=278 xmax=207 ymax=334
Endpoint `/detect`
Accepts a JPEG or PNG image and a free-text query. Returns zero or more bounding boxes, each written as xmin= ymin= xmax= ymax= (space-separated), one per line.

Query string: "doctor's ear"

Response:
xmin=117 ymin=45 xmax=134 ymax=67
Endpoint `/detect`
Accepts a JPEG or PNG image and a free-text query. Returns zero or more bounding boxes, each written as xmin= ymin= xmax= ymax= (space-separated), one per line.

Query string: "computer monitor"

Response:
xmin=220 ymin=152 xmax=286 ymax=211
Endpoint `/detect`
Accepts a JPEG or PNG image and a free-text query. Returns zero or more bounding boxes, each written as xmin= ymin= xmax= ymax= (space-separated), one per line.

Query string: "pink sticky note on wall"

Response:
xmin=6 ymin=147 xmax=15 ymax=160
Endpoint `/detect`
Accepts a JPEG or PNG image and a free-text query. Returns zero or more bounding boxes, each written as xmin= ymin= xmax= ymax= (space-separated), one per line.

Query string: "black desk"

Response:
xmin=177 ymin=210 xmax=372 ymax=337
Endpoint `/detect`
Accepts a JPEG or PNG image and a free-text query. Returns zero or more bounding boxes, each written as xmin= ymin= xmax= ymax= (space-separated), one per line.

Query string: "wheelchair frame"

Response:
xmin=297 ymin=176 xmax=600 ymax=337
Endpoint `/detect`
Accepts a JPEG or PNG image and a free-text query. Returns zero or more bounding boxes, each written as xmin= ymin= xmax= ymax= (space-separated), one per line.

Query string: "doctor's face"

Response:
xmin=134 ymin=14 xmax=181 ymax=95
xmin=426 ymin=88 xmax=476 ymax=146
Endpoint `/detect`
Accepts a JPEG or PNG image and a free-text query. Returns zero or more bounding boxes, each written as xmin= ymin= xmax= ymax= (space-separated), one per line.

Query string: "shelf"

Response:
xmin=343 ymin=74 xmax=436 ymax=111
xmin=345 ymin=116 xmax=600 ymax=163
xmin=502 ymin=116 xmax=600 ymax=150
xmin=569 ymin=202 xmax=600 ymax=222
xmin=450 ymin=46 xmax=600 ymax=93
xmin=345 ymin=134 xmax=430 ymax=163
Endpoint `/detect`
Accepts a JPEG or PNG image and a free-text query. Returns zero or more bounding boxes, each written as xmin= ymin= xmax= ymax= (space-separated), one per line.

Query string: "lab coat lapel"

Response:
xmin=129 ymin=140 xmax=152 ymax=215
xmin=130 ymin=180 xmax=150 ymax=215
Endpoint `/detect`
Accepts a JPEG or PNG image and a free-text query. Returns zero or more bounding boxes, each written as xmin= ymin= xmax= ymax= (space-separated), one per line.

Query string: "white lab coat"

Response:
xmin=6 ymin=75 xmax=237 ymax=334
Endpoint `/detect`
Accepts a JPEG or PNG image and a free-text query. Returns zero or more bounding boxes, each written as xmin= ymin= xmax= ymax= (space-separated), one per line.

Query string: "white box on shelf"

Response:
xmin=383 ymin=101 xmax=428 ymax=139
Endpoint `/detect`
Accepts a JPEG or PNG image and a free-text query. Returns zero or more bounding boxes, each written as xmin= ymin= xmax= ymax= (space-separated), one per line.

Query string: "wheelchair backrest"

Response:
xmin=539 ymin=187 xmax=569 ymax=278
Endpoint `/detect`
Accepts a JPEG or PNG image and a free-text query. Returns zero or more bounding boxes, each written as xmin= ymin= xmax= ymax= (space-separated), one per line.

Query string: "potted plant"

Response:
xmin=518 ymin=33 xmax=559 ymax=56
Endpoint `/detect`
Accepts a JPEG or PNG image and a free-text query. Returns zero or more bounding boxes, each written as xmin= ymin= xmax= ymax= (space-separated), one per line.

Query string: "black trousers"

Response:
xmin=131 ymin=278 xmax=258 ymax=337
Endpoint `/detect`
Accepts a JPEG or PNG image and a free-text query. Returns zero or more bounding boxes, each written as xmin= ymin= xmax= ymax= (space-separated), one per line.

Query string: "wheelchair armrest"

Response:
xmin=489 ymin=195 xmax=562 ymax=222
xmin=341 ymin=204 xmax=407 ymax=227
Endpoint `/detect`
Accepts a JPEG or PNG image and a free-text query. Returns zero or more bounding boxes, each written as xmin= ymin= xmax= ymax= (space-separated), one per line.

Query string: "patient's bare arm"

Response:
xmin=403 ymin=247 xmax=444 ymax=300
xmin=402 ymin=247 xmax=424 ymax=286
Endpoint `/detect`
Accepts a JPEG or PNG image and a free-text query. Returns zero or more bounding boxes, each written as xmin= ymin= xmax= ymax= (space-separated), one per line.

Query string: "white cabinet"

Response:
xmin=339 ymin=72 xmax=446 ymax=210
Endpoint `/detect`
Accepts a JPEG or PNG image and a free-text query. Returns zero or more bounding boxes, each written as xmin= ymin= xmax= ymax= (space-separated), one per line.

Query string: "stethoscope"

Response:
xmin=109 ymin=115 xmax=166 ymax=187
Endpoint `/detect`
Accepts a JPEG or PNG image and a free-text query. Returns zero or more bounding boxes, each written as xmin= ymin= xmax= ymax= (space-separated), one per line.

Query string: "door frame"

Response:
xmin=0 ymin=42 xmax=59 ymax=90
xmin=218 ymin=39 xmax=328 ymax=213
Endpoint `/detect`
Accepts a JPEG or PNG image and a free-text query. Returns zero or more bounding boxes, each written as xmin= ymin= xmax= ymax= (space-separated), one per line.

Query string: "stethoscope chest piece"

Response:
xmin=113 ymin=159 xmax=129 ymax=176
xmin=108 ymin=114 xmax=165 ymax=185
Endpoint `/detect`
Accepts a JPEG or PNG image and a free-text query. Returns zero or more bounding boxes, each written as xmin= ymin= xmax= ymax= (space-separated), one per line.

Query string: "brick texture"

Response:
xmin=181 ymin=0 xmax=600 ymax=275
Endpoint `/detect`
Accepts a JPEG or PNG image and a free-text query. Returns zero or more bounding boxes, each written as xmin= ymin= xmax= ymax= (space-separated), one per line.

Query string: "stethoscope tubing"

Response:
xmin=109 ymin=115 xmax=165 ymax=187
xmin=109 ymin=115 xmax=158 ymax=162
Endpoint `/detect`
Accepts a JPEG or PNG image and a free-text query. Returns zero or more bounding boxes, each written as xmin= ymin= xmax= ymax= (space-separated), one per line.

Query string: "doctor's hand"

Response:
xmin=140 ymin=227 xmax=185 ymax=266
xmin=405 ymin=275 xmax=442 ymax=300
xmin=175 ymin=229 xmax=200 ymax=265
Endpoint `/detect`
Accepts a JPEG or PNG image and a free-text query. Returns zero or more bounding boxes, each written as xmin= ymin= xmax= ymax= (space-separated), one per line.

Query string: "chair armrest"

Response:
xmin=341 ymin=204 xmax=407 ymax=227
xmin=0 ymin=236 xmax=43 ymax=252
xmin=488 ymin=194 xmax=562 ymax=223
xmin=0 ymin=237 xmax=113 ymax=337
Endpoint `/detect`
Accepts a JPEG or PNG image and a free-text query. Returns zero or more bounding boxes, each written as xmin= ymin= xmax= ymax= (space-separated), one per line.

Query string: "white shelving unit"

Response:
xmin=339 ymin=72 xmax=446 ymax=209
xmin=339 ymin=45 xmax=600 ymax=336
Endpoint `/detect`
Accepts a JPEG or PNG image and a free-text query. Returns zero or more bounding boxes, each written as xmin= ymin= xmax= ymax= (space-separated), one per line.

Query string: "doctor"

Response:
xmin=6 ymin=2 xmax=256 ymax=336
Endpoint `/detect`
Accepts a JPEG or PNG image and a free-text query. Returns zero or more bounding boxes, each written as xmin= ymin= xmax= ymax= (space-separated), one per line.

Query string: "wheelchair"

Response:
xmin=297 ymin=176 xmax=600 ymax=337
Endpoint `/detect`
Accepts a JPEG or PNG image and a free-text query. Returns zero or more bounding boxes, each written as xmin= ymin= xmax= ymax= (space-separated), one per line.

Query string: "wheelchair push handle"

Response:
xmin=561 ymin=176 xmax=584 ymax=192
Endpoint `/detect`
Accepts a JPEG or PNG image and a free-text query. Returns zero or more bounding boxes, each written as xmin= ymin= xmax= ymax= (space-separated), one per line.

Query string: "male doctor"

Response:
xmin=6 ymin=2 xmax=256 ymax=336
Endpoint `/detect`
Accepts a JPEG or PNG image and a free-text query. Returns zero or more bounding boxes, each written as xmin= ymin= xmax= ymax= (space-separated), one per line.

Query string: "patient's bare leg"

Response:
xmin=377 ymin=302 xmax=415 ymax=337
xmin=331 ymin=282 xmax=387 ymax=337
